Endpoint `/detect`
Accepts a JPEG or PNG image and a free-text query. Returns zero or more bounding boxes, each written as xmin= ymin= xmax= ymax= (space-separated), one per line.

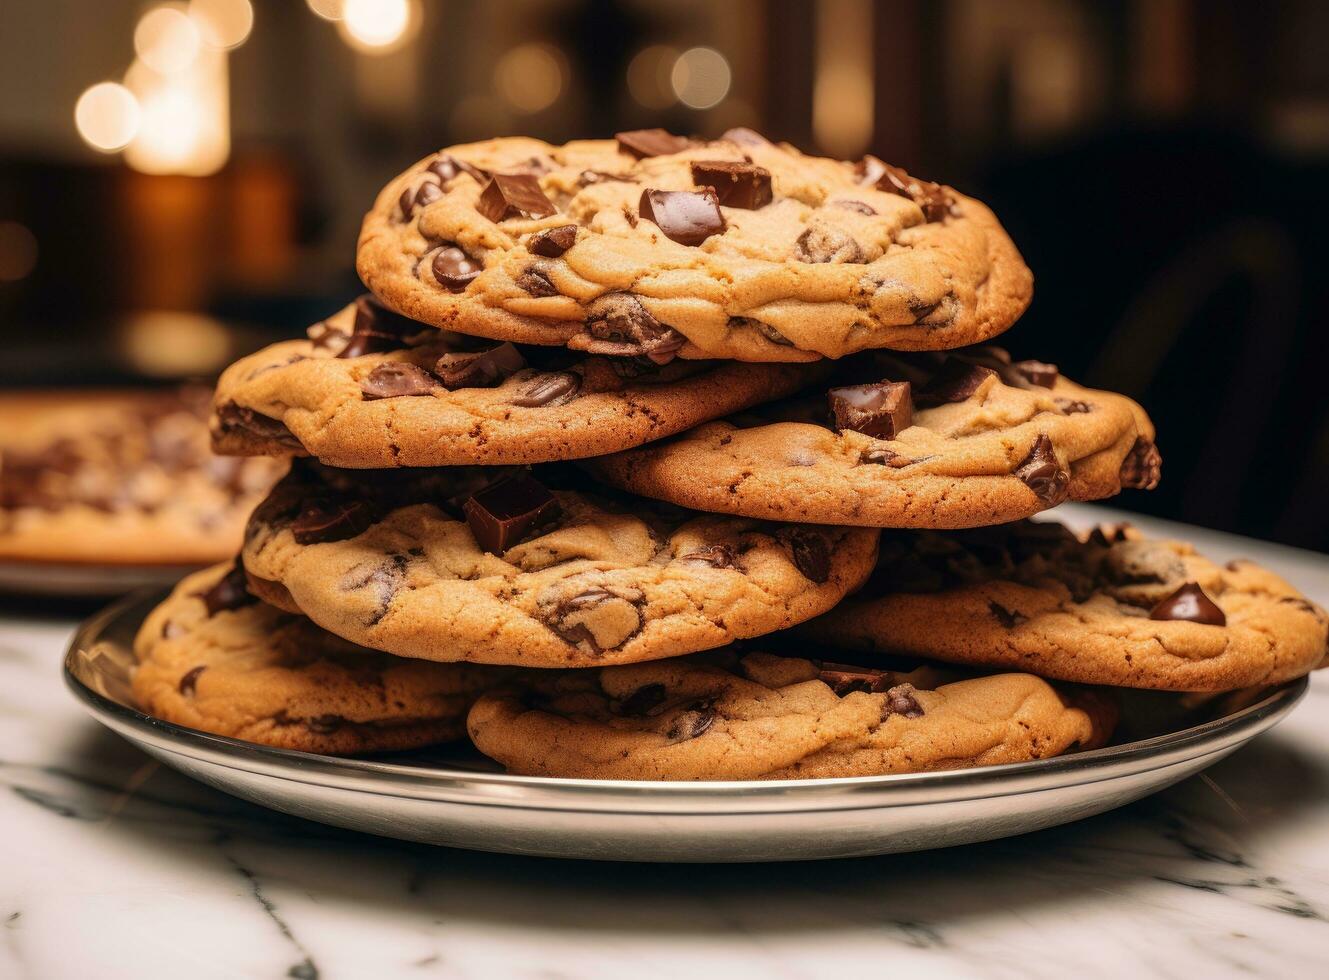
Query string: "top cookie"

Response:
xmin=357 ymin=130 xmax=1032 ymax=363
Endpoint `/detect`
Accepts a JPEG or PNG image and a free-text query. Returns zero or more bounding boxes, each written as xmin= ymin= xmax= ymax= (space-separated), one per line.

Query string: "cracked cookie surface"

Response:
xmin=467 ymin=650 xmax=1113 ymax=780
xmin=134 ymin=563 xmax=506 ymax=754
xmin=211 ymin=299 xmax=823 ymax=468
xmin=588 ymin=345 xmax=1158 ymax=528
xmin=799 ymin=521 xmax=1329 ymax=691
xmin=0 ymin=388 xmax=284 ymax=565
xmin=240 ymin=464 xmax=879 ymax=668
xmin=356 ymin=132 xmax=1031 ymax=363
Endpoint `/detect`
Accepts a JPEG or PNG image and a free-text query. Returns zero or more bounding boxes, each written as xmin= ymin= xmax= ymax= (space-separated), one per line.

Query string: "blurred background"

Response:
xmin=0 ymin=0 xmax=1325 ymax=549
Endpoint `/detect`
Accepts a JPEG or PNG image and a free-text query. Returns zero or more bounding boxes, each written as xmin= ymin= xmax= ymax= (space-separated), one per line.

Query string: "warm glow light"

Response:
xmin=306 ymin=0 xmax=344 ymax=21
xmin=494 ymin=44 xmax=566 ymax=113
xmin=119 ymin=311 xmax=231 ymax=377
xmin=135 ymin=5 xmax=203 ymax=74
xmin=123 ymin=48 xmax=230 ymax=176
xmin=670 ymin=47 xmax=731 ymax=110
xmin=626 ymin=45 xmax=678 ymax=109
xmin=338 ymin=0 xmax=418 ymax=53
xmin=75 ymin=82 xmax=141 ymax=152
xmin=189 ymin=0 xmax=253 ymax=49
xmin=813 ymin=0 xmax=874 ymax=157
xmin=0 ymin=222 xmax=39 ymax=283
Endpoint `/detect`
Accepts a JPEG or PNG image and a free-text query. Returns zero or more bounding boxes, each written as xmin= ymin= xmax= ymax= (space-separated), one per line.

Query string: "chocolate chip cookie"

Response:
xmin=799 ymin=521 xmax=1329 ymax=691
xmin=0 ymin=388 xmax=284 ymax=565
xmin=134 ymin=563 xmax=506 ymax=754
xmin=466 ymin=650 xmax=1115 ymax=780
xmin=240 ymin=464 xmax=880 ymax=667
xmin=588 ymin=346 xmax=1159 ymax=528
xmin=212 ymin=296 xmax=824 ymax=467
xmin=356 ymin=131 xmax=1032 ymax=363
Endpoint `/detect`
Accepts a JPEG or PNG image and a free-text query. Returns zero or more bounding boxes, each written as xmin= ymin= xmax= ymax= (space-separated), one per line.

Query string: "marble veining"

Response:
xmin=2 ymin=504 xmax=1328 ymax=979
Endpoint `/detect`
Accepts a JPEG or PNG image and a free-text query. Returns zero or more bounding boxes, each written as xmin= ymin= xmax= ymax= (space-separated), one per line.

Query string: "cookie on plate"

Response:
xmin=467 ymin=650 xmax=1115 ymax=780
xmin=212 ymin=296 xmax=824 ymax=467
xmin=134 ymin=563 xmax=506 ymax=754
xmin=240 ymin=463 xmax=880 ymax=667
xmin=588 ymin=345 xmax=1159 ymax=528
xmin=0 ymin=388 xmax=284 ymax=565
xmin=799 ymin=521 xmax=1329 ymax=691
xmin=356 ymin=131 xmax=1032 ymax=363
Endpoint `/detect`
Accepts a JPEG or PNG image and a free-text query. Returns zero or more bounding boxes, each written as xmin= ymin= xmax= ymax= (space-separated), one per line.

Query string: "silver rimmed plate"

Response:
xmin=65 ymin=589 xmax=1308 ymax=863
xmin=0 ymin=558 xmax=197 ymax=598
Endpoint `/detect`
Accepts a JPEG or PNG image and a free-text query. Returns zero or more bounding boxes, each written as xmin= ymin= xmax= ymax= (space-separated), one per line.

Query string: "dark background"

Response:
xmin=1 ymin=0 xmax=1325 ymax=550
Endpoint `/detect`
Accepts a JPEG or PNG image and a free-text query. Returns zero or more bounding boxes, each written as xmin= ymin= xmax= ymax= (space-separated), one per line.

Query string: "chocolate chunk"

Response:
xmin=429 ymin=245 xmax=483 ymax=293
xmin=1056 ymin=398 xmax=1093 ymax=415
xmin=306 ymin=714 xmax=344 ymax=735
xmin=399 ymin=179 xmax=442 ymax=220
xmin=1150 ymin=582 xmax=1226 ymax=626
xmin=616 ymin=128 xmax=690 ymax=158
xmin=689 ymin=161 xmax=773 ymax=209
xmin=666 ymin=702 xmax=716 ymax=742
xmin=828 ymin=380 xmax=913 ymax=439
xmin=339 ymin=294 xmax=425 ymax=357
xmin=988 ymin=601 xmax=1026 ymax=628
xmin=794 ymin=225 xmax=863 ymax=263
xmin=477 ymin=173 xmax=557 ymax=223
xmin=1013 ymin=360 xmax=1058 ymax=388
xmin=511 ymin=371 xmax=581 ymax=407
xmin=729 ymin=316 xmax=792 ymax=346
xmin=178 ymin=665 xmax=206 ymax=695
xmin=214 ymin=403 xmax=302 ymax=449
xmin=676 ymin=544 xmax=736 ymax=569
xmin=817 ymin=662 xmax=895 ymax=695
xmin=832 ymin=200 xmax=877 ymax=215
xmin=861 ymin=447 xmax=923 ymax=468
xmin=428 ymin=154 xmax=488 ymax=184
xmin=857 ymin=155 xmax=952 ymax=221
xmin=528 ymin=224 xmax=577 ymax=257
xmin=578 ymin=169 xmax=630 ymax=186
xmin=434 ymin=342 xmax=526 ymax=389
xmin=883 ymin=683 xmax=925 ymax=719
xmin=784 ymin=528 xmax=831 ymax=583
xmin=1014 ymin=434 xmax=1069 ymax=509
xmin=463 ymin=473 xmax=561 ymax=554
xmin=359 ymin=362 xmax=439 ymax=400
xmin=543 ymin=587 xmax=643 ymax=652
xmin=639 ymin=188 xmax=726 ymax=246
xmin=339 ymin=554 xmax=407 ymax=626
xmin=720 ymin=127 xmax=770 ymax=147
xmin=291 ymin=498 xmax=377 ymax=544
xmin=916 ymin=359 xmax=997 ymax=406
xmin=617 ymin=682 xmax=667 ymax=717
xmin=197 ymin=562 xmax=257 ymax=617
xmin=584 ymin=293 xmax=686 ymax=362
xmin=1120 ymin=437 xmax=1162 ymax=490
xmin=515 ymin=267 xmax=559 ymax=297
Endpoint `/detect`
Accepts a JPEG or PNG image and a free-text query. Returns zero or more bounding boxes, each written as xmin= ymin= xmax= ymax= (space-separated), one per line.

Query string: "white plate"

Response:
xmin=64 ymin=590 xmax=1307 ymax=863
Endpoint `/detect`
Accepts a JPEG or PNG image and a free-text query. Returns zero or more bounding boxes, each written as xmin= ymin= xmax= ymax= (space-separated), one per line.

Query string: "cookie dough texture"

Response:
xmin=242 ymin=467 xmax=880 ymax=667
xmin=800 ymin=522 xmax=1329 ymax=691
xmin=357 ymin=134 xmax=1032 ymax=362
xmin=467 ymin=651 xmax=1113 ymax=780
xmin=134 ymin=564 xmax=504 ymax=754
xmin=590 ymin=349 xmax=1158 ymax=528
xmin=0 ymin=389 xmax=284 ymax=565
xmin=211 ymin=303 xmax=824 ymax=468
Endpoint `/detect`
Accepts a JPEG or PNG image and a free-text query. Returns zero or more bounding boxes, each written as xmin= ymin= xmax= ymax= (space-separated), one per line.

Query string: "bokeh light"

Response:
xmin=305 ymin=0 xmax=345 ymax=21
xmin=74 ymin=82 xmax=141 ymax=152
xmin=189 ymin=0 xmax=254 ymax=50
xmin=0 ymin=222 xmax=39 ymax=283
xmin=494 ymin=44 xmax=566 ymax=113
xmin=670 ymin=47 xmax=731 ymax=110
xmin=338 ymin=0 xmax=419 ymax=53
xmin=135 ymin=5 xmax=203 ymax=75
xmin=626 ymin=45 xmax=679 ymax=109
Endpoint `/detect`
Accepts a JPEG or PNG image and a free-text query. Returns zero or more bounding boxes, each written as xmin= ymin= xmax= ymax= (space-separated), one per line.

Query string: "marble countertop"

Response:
xmin=2 ymin=504 xmax=1327 ymax=979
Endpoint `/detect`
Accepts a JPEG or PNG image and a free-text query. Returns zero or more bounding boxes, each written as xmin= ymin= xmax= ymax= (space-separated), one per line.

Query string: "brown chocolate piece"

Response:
xmin=676 ymin=544 xmax=736 ymax=569
xmin=828 ymin=380 xmax=913 ymax=439
xmin=434 ymin=342 xmax=526 ymax=389
xmin=616 ymin=128 xmax=690 ymax=158
xmin=860 ymin=447 xmax=923 ymax=468
xmin=528 ymin=224 xmax=577 ymax=257
xmin=462 ymin=473 xmax=560 ymax=555
xmin=197 ymin=562 xmax=256 ymax=617
xmin=291 ymin=498 xmax=377 ymax=544
xmin=1120 ymin=437 xmax=1162 ymax=490
xmin=339 ymin=294 xmax=425 ymax=358
xmin=617 ymin=682 xmax=667 ymax=716
xmin=178 ymin=665 xmax=206 ymax=696
xmin=399 ymin=179 xmax=443 ymax=220
xmin=1150 ymin=582 xmax=1226 ymax=626
xmin=666 ymin=702 xmax=716 ymax=742
xmin=542 ymin=587 xmax=643 ymax=652
xmin=784 ymin=528 xmax=831 ymax=583
xmin=214 ymin=403 xmax=301 ymax=450
xmin=916 ymin=359 xmax=997 ymax=406
xmin=883 ymin=683 xmax=925 ymax=719
xmin=1056 ymin=398 xmax=1093 ymax=415
xmin=817 ymin=662 xmax=896 ymax=695
xmin=428 ymin=154 xmax=488 ymax=184
xmin=720 ymin=127 xmax=770 ymax=147
xmin=584 ymin=293 xmax=686 ymax=362
xmin=857 ymin=155 xmax=952 ymax=221
xmin=794 ymin=225 xmax=863 ymax=263
xmin=431 ymin=245 xmax=483 ymax=292
xmin=578 ymin=170 xmax=630 ymax=186
xmin=515 ymin=267 xmax=559 ymax=297
xmin=339 ymin=554 xmax=408 ymax=626
xmin=988 ymin=601 xmax=1027 ymax=628
xmin=477 ymin=173 xmax=557 ymax=223
xmin=359 ymin=362 xmax=439 ymax=400
xmin=1013 ymin=434 xmax=1069 ymax=508
xmin=689 ymin=160 xmax=773 ymax=209
xmin=639 ymin=188 xmax=726 ymax=246
xmin=1013 ymin=360 xmax=1058 ymax=388
xmin=833 ymin=200 xmax=877 ymax=215
xmin=511 ymin=371 xmax=581 ymax=408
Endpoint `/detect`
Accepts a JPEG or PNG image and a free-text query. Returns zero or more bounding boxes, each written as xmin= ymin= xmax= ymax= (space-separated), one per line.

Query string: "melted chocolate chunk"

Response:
xmin=197 ymin=562 xmax=255 ymax=616
xmin=528 ymin=224 xmax=577 ymax=257
xmin=1013 ymin=434 xmax=1070 ymax=509
xmin=857 ymin=155 xmax=952 ymax=221
xmin=340 ymin=554 xmax=407 ymax=626
xmin=543 ymin=587 xmax=643 ymax=653
xmin=1013 ymin=360 xmax=1058 ymax=388
xmin=916 ymin=358 xmax=997 ymax=406
xmin=883 ymin=683 xmax=925 ymax=719
xmin=431 ymin=245 xmax=483 ymax=292
xmin=399 ymin=179 xmax=442 ymax=220
xmin=434 ymin=343 xmax=526 ymax=389
xmin=988 ymin=601 xmax=1027 ymax=628
xmin=730 ymin=316 xmax=793 ymax=346
xmin=828 ymin=380 xmax=913 ymax=439
xmin=861 ymin=447 xmax=924 ymax=468
xmin=784 ymin=528 xmax=831 ymax=583
xmin=616 ymin=682 xmax=667 ymax=717
xmin=463 ymin=473 xmax=561 ymax=555
xmin=616 ymin=128 xmax=690 ymax=158
xmin=689 ymin=160 xmax=773 ymax=209
xmin=511 ymin=371 xmax=581 ymax=407
xmin=515 ymin=267 xmax=559 ymax=297
xmin=817 ymin=662 xmax=896 ymax=695
xmin=578 ymin=169 xmax=630 ymax=186
xmin=832 ymin=199 xmax=877 ymax=215
xmin=795 ymin=225 xmax=863 ymax=263
xmin=1120 ymin=437 xmax=1162 ymax=491
xmin=1150 ymin=582 xmax=1226 ymax=626
xmin=1056 ymin=398 xmax=1093 ymax=415
xmin=666 ymin=702 xmax=716 ymax=742
xmin=584 ymin=293 xmax=686 ymax=362
xmin=291 ymin=498 xmax=377 ymax=544
xmin=676 ymin=544 xmax=736 ymax=569
xmin=477 ymin=173 xmax=557 ymax=223
xmin=639 ymin=188 xmax=726 ymax=246
xmin=178 ymin=665 xmax=206 ymax=696
xmin=720 ymin=126 xmax=770 ymax=147
xmin=339 ymin=294 xmax=425 ymax=357
xmin=306 ymin=714 xmax=345 ymax=735
xmin=359 ymin=362 xmax=439 ymax=400
xmin=428 ymin=154 xmax=489 ymax=184
xmin=214 ymin=403 xmax=302 ymax=449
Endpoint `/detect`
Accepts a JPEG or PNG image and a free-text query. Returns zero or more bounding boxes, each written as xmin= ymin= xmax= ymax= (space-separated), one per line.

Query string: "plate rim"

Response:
xmin=64 ymin=588 xmax=1309 ymax=815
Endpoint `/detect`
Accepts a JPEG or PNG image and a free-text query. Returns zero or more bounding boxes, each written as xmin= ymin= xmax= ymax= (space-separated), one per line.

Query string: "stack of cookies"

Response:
xmin=133 ymin=130 xmax=1327 ymax=779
